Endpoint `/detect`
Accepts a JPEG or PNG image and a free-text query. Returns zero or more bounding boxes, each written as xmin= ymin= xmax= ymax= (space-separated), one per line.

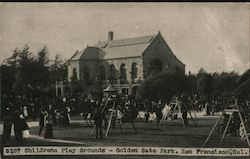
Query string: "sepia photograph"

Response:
xmin=0 ymin=2 xmax=249 ymax=159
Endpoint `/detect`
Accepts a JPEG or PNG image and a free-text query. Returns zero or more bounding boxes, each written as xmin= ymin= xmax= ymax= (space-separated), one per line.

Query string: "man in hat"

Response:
xmin=180 ymin=93 xmax=189 ymax=127
xmin=155 ymin=101 xmax=163 ymax=125
xmin=93 ymin=106 xmax=104 ymax=139
xmin=13 ymin=109 xmax=24 ymax=143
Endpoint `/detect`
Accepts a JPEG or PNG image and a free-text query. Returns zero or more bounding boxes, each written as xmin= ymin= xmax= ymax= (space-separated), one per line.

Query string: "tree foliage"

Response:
xmin=1 ymin=45 xmax=67 ymax=97
xmin=136 ymin=67 xmax=247 ymax=102
xmin=49 ymin=54 xmax=68 ymax=82
xmin=136 ymin=71 xmax=187 ymax=102
xmin=197 ymin=72 xmax=213 ymax=97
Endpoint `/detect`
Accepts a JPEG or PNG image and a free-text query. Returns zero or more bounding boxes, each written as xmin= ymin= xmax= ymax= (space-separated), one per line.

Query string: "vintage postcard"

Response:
xmin=0 ymin=2 xmax=249 ymax=159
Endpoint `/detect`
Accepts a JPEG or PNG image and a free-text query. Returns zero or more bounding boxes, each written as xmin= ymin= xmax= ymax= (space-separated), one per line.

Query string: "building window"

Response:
xmin=120 ymin=63 xmax=127 ymax=84
xmin=99 ymin=65 xmax=106 ymax=80
xmin=70 ymin=68 xmax=77 ymax=81
xmin=131 ymin=63 xmax=138 ymax=80
xmin=109 ymin=64 xmax=117 ymax=83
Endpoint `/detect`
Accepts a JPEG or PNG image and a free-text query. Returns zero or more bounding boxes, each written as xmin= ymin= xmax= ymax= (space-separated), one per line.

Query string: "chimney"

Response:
xmin=108 ymin=31 xmax=113 ymax=41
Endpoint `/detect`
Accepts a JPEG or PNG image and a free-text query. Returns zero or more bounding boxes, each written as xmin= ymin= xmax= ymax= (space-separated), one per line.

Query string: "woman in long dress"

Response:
xmin=38 ymin=107 xmax=48 ymax=136
xmin=2 ymin=107 xmax=12 ymax=145
xmin=20 ymin=113 xmax=30 ymax=138
xmin=13 ymin=110 xmax=23 ymax=143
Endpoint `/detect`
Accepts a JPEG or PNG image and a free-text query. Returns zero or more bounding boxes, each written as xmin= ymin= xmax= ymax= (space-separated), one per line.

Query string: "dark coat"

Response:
xmin=39 ymin=111 xmax=48 ymax=127
xmin=13 ymin=112 xmax=23 ymax=142
xmin=94 ymin=110 xmax=103 ymax=126
xmin=20 ymin=118 xmax=29 ymax=130
xmin=2 ymin=113 xmax=12 ymax=143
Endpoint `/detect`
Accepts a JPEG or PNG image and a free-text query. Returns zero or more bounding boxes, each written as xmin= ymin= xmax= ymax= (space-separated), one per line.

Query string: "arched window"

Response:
xmin=131 ymin=63 xmax=138 ymax=80
xmin=99 ymin=65 xmax=106 ymax=80
xmin=149 ymin=58 xmax=163 ymax=75
xmin=109 ymin=64 xmax=116 ymax=81
xmin=70 ymin=68 xmax=77 ymax=81
xmin=82 ymin=66 xmax=90 ymax=82
xmin=120 ymin=63 xmax=127 ymax=84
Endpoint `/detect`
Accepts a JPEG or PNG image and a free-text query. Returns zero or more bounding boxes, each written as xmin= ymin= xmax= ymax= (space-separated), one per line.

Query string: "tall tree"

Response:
xmin=197 ymin=72 xmax=213 ymax=98
xmin=33 ymin=46 xmax=50 ymax=88
xmin=12 ymin=45 xmax=34 ymax=95
xmin=136 ymin=72 xmax=187 ymax=102
xmin=49 ymin=54 xmax=67 ymax=82
xmin=37 ymin=46 xmax=49 ymax=65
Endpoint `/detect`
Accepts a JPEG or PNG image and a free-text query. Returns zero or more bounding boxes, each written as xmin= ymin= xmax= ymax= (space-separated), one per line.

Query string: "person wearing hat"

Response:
xmin=180 ymin=93 xmax=189 ymax=127
xmin=155 ymin=101 xmax=163 ymax=125
xmin=2 ymin=107 xmax=13 ymax=145
xmin=93 ymin=106 xmax=104 ymax=139
xmin=20 ymin=111 xmax=30 ymax=139
xmin=38 ymin=107 xmax=48 ymax=136
xmin=13 ymin=109 xmax=24 ymax=143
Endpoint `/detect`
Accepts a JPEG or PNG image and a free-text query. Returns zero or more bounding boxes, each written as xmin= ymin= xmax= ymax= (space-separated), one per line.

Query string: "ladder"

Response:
xmin=167 ymin=96 xmax=197 ymax=127
xmin=167 ymin=96 xmax=179 ymax=119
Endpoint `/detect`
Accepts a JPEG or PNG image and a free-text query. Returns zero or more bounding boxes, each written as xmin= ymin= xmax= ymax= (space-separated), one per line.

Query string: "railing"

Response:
xmin=101 ymin=79 xmax=141 ymax=86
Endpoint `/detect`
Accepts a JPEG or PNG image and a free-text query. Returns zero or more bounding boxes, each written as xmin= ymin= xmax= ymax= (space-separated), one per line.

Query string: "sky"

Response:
xmin=0 ymin=3 xmax=249 ymax=74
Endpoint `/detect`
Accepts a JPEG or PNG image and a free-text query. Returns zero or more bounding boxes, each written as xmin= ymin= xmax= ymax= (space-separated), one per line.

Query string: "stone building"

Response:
xmin=56 ymin=31 xmax=185 ymax=96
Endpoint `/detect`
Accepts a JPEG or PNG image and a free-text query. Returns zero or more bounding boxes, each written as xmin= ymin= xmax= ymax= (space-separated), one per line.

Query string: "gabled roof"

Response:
xmin=69 ymin=47 xmax=105 ymax=61
xmin=69 ymin=50 xmax=83 ymax=61
xmin=69 ymin=34 xmax=157 ymax=61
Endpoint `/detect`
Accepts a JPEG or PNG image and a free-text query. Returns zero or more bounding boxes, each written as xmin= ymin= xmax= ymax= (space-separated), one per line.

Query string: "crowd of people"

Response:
xmin=1 ymin=92 xmax=249 ymax=144
xmin=1 ymin=95 xmax=74 ymax=145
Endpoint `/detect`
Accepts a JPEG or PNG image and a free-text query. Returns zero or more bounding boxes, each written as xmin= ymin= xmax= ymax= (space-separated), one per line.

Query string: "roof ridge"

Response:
xmin=92 ymin=33 xmax=157 ymax=48
xmin=108 ymin=34 xmax=156 ymax=48
xmin=86 ymin=46 xmax=100 ymax=49
xmin=111 ymin=34 xmax=156 ymax=42
xmin=100 ymin=34 xmax=156 ymax=43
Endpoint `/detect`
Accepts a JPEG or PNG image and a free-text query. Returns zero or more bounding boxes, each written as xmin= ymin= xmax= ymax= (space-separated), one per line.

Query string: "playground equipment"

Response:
xmin=165 ymin=96 xmax=197 ymax=127
xmin=90 ymin=85 xmax=137 ymax=137
xmin=203 ymin=79 xmax=250 ymax=147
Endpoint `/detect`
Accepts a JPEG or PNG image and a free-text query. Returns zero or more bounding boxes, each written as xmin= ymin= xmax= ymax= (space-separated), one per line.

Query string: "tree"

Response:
xmin=12 ymin=45 xmax=34 ymax=95
xmin=136 ymin=72 xmax=187 ymax=102
xmin=49 ymin=54 xmax=67 ymax=82
xmin=212 ymin=71 xmax=238 ymax=96
xmin=237 ymin=69 xmax=250 ymax=85
xmin=37 ymin=46 xmax=49 ymax=65
xmin=235 ymin=69 xmax=250 ymax=100
xmin=0 ymin=65 xmax=15 ymax=96
xmin=197 ymin=72 xmax=213 ymax=98
xmin=32 ymin=46 xmax=50 ymax=88
xmin=186 ymin=72 xmax=198 ymax=95
xmin=1 ymin=45 xmax=68 ymax=97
